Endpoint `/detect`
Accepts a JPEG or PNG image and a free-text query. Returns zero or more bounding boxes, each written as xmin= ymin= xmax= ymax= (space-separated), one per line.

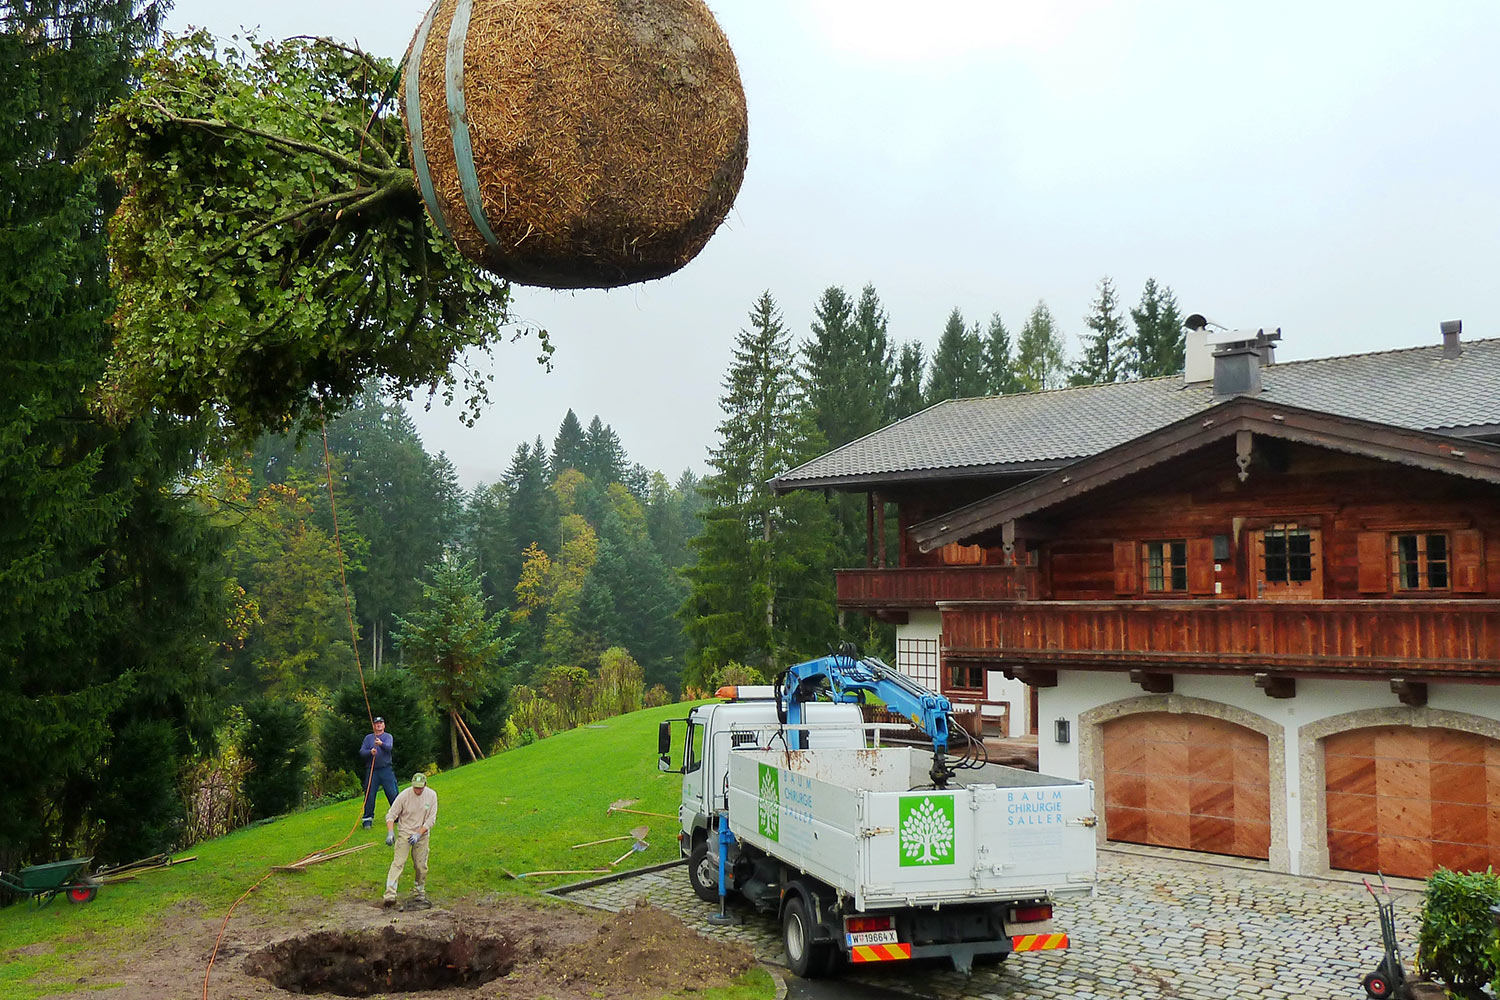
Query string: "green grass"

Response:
xmin=0 ymin=701 xmax=771 ymax=1000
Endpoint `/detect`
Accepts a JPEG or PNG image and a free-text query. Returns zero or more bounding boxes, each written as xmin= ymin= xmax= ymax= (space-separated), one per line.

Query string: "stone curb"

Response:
xmin=542 ymin=859 xmax=684 ymax=898
xmin=762 ymin=961 xmax=788 ymax=1000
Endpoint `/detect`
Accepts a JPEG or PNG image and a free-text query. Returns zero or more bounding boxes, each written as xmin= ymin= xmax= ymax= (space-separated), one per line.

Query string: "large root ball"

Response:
xmin=403 ymin=0 xmax=748 ymax=289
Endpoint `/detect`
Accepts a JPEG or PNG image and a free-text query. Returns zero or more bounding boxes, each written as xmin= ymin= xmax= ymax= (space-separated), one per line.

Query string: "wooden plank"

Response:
xmin=1357 ymin=532 xmax=1389 ymax=593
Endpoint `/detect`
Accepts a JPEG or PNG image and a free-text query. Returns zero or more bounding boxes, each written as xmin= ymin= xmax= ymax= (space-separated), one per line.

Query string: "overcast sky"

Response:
xmin=165 ymin=0 xmax=1500 ymax=489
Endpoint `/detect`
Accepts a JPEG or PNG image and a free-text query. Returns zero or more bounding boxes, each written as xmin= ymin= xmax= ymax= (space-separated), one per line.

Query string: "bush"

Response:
xmin=317 ymin=670 xmax=439 ymax=785
xmin=708 ymin=661 xmax=766 ymax=691
xmin=92 ymin=718 xmax=188 ymax=864
xmin=644 ymin=684 xmax=672 ymax=708
xmin=242 ymin=697 xmax=311 ymax=820
xmin=1418 ymin=867 xmax=1500 ymax=995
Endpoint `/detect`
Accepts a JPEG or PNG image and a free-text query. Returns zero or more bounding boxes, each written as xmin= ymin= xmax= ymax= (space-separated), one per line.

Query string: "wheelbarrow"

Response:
xmin=0 ymin=856 xmax=100 ymax=907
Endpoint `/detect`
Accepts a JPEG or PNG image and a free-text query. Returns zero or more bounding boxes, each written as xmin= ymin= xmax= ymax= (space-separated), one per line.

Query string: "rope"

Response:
xmin=201 ymin=411 xmax=378 ymax=1000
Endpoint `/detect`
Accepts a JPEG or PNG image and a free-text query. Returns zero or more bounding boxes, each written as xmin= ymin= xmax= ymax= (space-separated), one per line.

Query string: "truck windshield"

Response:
xmin=684 ymin=721 xmax=704 ymax=773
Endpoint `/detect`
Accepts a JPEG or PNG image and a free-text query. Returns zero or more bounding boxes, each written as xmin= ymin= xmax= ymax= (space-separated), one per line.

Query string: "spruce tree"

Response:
xmin=550 ymin=409 xmax=586 ymax=476
xmin=1014 ymin=301 xmax=1068 ymax=391
xmin=582 ymin=415 xmax=626 ymax=485
xmin=852 ymin=284 xmax=898 ymax=425
xmin=925 ymin=308 xmax=986 ymax=404
xmin=982 ymin=313 xmax=1019 ymax=395
xmin=1070 ymin=276 xmax=1131 ymax=386
xmin=682 ymin=292 xmax=836 ymax=685
xmin=0 ymin=0 xmax=224 ymax=865
xmin=1130 ymin=278 xmax=1186 ymax=377
xmin=892 ymin=341 xmax=927 ymax=418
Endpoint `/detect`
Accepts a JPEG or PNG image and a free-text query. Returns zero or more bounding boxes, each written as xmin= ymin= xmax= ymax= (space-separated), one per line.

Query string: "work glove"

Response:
xmin=408 ymin=833 xmax=419 ymax=846
xmin=385 ymin=832 xmax=395 ymax=846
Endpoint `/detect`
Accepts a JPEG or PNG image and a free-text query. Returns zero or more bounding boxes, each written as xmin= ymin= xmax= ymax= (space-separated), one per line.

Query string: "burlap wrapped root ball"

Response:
xmin=404 ymin=0 xmax=748 ymax=289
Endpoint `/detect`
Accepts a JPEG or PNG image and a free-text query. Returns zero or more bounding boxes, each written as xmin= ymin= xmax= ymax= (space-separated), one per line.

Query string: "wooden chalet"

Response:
xmin=773 ymin=323 xmax=1500 ymax=879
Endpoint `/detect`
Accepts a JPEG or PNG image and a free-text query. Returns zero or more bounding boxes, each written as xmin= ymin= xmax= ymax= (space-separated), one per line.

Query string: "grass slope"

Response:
xmin=0 ymin=701 xmax=771 ymax=999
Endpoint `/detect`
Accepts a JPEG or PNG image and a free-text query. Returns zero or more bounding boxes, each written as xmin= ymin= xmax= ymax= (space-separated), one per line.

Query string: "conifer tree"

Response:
xmin=1070 ymin=276 xmax=1131 ymax=386
xmin=582 ymin=415 xmax=627 ymax=485
xmin=925 ymin=308 xmax=986 ymax=404
xmin=892 ymin=341 xmax=927 ymax=418
xmin=1014 ymin=301 xmax=1068 ymax=391
xmin=0 ymin=0 xmax=224 ymax=865
xmin=550 ymin=409 xmax=586 ymax=476
xmin=982 ymin=313 xmax=1019 ymax=395
xmin=1130 ymin=278 xmax=1186 ymax=377
xmin=682 ymin=292 xmax=836 ymax=685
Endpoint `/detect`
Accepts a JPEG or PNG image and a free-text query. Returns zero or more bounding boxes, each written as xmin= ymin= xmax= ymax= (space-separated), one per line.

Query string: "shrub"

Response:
xmin=644 ymin=684 xmax=672 ymax=708
xmin=595 ymin=647 xmax=644 ymax=718
xmin=93 ymin=718 xmax=188 ymax=863
xmin=1418 ymin=866 xmax=1500 ymax=994
xmin=708 ymin=661 xmax=765 ymax=691
xmin=242 ymin=697 xmax=311 ymax=820
xmin=318 ymin=670 xmax=440 ymax=785
xmin=540 ymin=665 xmax=595 ymax=730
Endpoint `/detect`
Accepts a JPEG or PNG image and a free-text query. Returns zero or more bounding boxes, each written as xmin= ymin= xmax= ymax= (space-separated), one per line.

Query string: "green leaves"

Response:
xmin=91 ymin=31 xmax=516 ymax=439
xmin=1417 ymin=866 xmax=1500 ymax=993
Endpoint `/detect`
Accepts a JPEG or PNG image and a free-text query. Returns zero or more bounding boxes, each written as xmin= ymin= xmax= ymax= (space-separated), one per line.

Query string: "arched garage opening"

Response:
xmin=1102 ymin=711 xmax=1271 ymax=860
xmin=1325 ymin=725 xmax=1500 ymax=879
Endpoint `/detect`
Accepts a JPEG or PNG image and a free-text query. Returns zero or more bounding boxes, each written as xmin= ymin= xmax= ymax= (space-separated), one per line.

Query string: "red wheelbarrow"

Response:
xmin=0 ymin=856 xmax=100 ymax=906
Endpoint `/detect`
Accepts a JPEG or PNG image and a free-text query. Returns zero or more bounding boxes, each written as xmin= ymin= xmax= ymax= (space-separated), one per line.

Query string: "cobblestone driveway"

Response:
xmin=562 ymin=849 xmax=1419 ymax=999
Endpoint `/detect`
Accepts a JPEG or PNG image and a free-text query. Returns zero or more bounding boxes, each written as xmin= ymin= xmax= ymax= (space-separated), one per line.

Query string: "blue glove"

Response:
xmin=408 ymin=833 xmax=419 ymax=846
xmin=385 ymin=832 xmax=395 ymax=846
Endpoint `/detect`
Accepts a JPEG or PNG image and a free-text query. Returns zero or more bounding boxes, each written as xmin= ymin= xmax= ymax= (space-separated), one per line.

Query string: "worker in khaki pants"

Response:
xmin=383 ymin=772 xmax=438 ymax=908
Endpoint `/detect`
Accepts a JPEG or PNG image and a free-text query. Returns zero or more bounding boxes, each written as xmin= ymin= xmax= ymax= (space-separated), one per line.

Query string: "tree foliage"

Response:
xmin=395 ymin=558 xmax=511 ymax=767
xmin=1014 ymin=301 xmax=1068 ymax=391
xmin=1130 ymin=278 xmax=1185 ymax=378
xmin=90 ymin=30 xmax=519 ymax=436
xmin=925 ymin=308 xmax=986 ymax=404
xmin=1070 ymin=276 xmax=1131 ymax=386
xmin=981 ymin=312 xmax=1020 ymax=395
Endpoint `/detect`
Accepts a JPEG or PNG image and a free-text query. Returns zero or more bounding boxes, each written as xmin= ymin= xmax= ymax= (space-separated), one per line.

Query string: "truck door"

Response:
xmin=680 ymin=719 xmax=706 ymax=821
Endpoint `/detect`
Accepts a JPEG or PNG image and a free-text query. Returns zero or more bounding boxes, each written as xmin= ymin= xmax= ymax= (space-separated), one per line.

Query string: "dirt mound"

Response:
xmin=523 ymin=901 xmax=755 ymax=995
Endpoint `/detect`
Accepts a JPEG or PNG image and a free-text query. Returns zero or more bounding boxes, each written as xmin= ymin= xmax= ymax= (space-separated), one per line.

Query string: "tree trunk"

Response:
xmin=450 ymin=715 xmax=460 ymax=768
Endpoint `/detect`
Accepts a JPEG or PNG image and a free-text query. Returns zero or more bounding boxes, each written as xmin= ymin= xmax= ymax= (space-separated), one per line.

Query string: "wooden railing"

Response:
xmin=940 ymin=600 xmax=1500 ymax=679
xmin=836 ymin=566 xmax=1039 ymax=608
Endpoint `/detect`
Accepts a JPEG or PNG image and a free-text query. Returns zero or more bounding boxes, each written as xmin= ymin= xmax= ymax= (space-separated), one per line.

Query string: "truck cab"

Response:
xmin=660 ymin=686 xmax=864 ymax=895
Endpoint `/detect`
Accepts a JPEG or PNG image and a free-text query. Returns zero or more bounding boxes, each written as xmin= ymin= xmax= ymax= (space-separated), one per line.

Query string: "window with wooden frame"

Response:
xmin=896 ymin=638 xmax=940 ymax=692
xmin=1251 ymin=524 xmax=1322 ymax=600
xmin=945 ymin=663 xmax=985 ymax=693
xmin=1359 ymin=528 xmax=1485 ymax=594
xmin=1142 ymin=540 xmax=1188 ymax=592
xmin=1393 ymin=532 xmax=1450 ymax=590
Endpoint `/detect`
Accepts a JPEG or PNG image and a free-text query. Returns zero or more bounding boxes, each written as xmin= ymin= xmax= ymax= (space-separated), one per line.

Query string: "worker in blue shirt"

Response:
xmin=359 ymin=716 xmax=398 ymax=829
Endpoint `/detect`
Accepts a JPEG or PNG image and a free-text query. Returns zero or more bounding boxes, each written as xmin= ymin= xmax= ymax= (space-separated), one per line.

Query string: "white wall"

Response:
xmin=895 ymin=611 xmax=1029 ymax=738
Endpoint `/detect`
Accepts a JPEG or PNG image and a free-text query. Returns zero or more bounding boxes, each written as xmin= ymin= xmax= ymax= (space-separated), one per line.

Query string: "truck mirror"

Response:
xmin=658 ymin=721 xmax=672 ymax=756
xmin=658 ymin=755 xmax=672 ymax=772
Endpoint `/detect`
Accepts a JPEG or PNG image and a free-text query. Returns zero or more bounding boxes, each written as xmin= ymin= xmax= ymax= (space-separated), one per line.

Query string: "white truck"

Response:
xmin=657 ymin=650 xmax=1098 ymax=978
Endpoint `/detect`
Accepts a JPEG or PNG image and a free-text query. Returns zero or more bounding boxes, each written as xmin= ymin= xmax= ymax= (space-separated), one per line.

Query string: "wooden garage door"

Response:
xmin=1325 ymin=726 xmax=1500 ymax=879
xmin=1103 ymin=712 xmax=1271 ymax=859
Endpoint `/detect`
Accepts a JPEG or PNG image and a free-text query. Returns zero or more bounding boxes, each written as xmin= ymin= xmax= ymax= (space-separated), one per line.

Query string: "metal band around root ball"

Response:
xmin=404 ymin=0 xmax=451 ymax=241
xmin=444 ymin=0 xmax=501 ymax=247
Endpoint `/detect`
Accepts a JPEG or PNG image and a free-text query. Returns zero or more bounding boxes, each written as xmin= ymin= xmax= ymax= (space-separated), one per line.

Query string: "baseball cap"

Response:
xmin=373 ymin=717 xmax=385 ymax=723
xmin=412 ymin=772 xmax=427 ymax=788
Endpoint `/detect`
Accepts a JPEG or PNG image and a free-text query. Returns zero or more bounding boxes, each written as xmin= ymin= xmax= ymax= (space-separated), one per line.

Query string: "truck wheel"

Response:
xmin=783 ymin=896 xmax=832 ymax=978
xmin=687 ymin=841 xmax=720 ymax=903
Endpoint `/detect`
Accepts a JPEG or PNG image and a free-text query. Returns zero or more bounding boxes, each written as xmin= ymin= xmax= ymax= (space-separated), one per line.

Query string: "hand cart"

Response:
xmin=1360 ymin=873 xmax=1409 ymax=999
xmin=0 ymin=856 xmax=100 ymax=907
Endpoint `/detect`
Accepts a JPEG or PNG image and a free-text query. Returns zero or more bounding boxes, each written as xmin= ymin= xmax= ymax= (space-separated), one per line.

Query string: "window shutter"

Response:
xmin=1357 ymin=532 xmax=1389 ymax=593
xmin=1113 ymin=541 xmax=1138 ymax=595
xmin=1453 ymin=529 xmax=1486 ymax=593
xmin=1187 ymin=538 xmax=1215 ymax=595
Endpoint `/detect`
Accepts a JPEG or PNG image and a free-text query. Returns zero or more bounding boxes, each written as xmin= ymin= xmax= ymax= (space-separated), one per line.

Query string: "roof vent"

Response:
xmin=1441 ymin=319 xmax=1462 ymax=358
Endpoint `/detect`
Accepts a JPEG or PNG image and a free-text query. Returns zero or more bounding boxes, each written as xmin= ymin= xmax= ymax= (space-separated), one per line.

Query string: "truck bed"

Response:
xmin=727 ymin=747 xmax=1096 ymax=910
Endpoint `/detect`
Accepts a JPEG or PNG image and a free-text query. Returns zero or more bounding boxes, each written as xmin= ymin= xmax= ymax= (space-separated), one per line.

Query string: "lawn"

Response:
xmin=0 ymin=700 xmax=773 ymax=1000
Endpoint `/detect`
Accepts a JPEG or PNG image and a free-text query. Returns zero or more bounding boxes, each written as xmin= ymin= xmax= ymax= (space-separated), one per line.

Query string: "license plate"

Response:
xmin=848 ymin=930 xmax=899 ymax=946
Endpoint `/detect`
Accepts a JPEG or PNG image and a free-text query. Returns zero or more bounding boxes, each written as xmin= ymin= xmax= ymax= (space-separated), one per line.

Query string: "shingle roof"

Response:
xmin=773 ymin=337 xmax=1500 ymax=490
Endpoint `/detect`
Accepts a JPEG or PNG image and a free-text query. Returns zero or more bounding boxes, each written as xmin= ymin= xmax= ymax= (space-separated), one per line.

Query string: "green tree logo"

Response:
xmin=899 ymin=795 xmax=956 ymax=866
xmin=757 ymin=763 xmax=779 ymax=841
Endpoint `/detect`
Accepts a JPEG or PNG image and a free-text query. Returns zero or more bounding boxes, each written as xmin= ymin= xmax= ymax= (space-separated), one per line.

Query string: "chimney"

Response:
xmin=1213 ymin=343 xmax=1263 ymax=397
xmin=1442 ymin=319 xmax=1462 ymax=358
xmin=1183 ymin=314 xmax=1214 ymax=383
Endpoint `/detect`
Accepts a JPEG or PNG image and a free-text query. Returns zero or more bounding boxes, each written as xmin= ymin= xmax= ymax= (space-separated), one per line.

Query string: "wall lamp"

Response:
xmin=1054 ymin=719 xmax=1071 ymax=744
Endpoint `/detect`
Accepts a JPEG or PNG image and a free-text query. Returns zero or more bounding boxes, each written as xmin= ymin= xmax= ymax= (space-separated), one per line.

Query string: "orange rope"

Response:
xmin=202 ymin=411 xmax=379 ymax=1000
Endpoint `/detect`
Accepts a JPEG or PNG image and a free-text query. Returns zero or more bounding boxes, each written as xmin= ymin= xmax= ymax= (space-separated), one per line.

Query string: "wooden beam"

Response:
xmin=1011 ymin=667 xmax=1058 ymax=688
xmin=1254 ymin=673 xmax=1296 ymax=699
xmin=866 ymin=493 xmax=876 ymax=568
xmin=1390 ymin=677 xmax=1428 ymax=707
xmin=1236 ymin=428 xmax=1253 ymax=482
xmin=873 ymin=609 xmax=909 ymax=625
xmin=875 ymin=491 xmax=886 ymax=568
xmin=1129 ymin=670 xmax=1174 ymax=694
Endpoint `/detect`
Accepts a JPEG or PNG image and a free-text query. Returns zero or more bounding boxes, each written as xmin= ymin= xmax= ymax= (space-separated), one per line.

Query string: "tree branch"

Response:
xmin=205 ymin=187 xmax=372 ymax=267
xmin=143 ymin=99 xmax=395 ymax=181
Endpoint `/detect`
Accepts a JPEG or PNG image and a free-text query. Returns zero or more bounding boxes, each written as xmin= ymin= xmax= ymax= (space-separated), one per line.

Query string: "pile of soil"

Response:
xmin=24 ymin=897 xmax=754 ymax=999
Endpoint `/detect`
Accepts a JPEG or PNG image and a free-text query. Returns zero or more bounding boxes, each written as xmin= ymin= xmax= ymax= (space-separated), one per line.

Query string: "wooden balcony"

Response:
xmin=836 ymin=566 xmax=1039 ymax=610
xmin=940 ymin=599 xmax=1500 ymax=680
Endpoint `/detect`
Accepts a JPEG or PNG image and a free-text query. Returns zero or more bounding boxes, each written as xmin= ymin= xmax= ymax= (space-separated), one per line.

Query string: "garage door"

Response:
xmin=1103 ymin=712 xmax=1271 ymax=859
xmin=1325 ymin=726 xmax=1500 ymax=879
